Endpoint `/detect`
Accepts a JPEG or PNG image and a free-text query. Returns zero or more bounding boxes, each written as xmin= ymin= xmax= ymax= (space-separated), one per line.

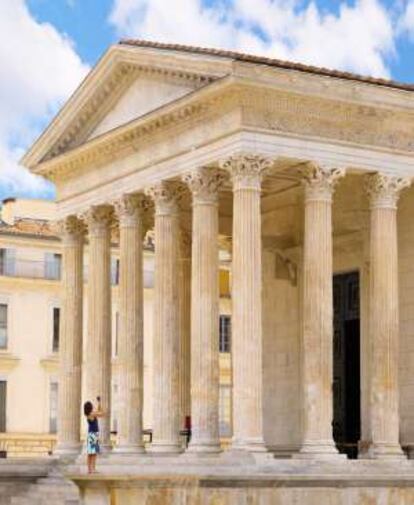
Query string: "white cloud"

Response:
xmin=110 ymin=0 xmax=396 ymax=78
xmin=0 ymin=1 xmax=88 ymax=200
xmin=400 ymin=0 xmax=414 ymax=39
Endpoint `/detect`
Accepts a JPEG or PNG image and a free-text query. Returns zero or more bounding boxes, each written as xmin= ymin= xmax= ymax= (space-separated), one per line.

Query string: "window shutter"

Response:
xmin=5 ymin=249 xmax=16 ymax=276
xmin=0 ymin=381 xmax=6 ymax=433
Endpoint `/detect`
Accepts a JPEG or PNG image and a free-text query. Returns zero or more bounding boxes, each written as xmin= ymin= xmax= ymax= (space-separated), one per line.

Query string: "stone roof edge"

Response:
xmin=120 ymin=39 xmax=414 ymax=93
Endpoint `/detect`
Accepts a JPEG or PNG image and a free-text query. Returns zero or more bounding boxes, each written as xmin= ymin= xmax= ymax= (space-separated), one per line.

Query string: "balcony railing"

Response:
xmin=0 ymin=259 xmax=155 ymax=286
xmin=0 ymin=259 xmax=61 ymax=280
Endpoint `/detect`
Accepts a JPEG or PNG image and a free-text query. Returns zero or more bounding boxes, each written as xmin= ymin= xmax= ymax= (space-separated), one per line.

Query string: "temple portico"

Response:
xmin=22 ymin=40 xmax=414 ymax=504
xmin=52 ymin=159 xmax=411 ymax=463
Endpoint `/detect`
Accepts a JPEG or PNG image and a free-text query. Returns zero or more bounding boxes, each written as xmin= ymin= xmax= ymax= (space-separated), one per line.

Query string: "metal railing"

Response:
xmin=0 ymin=258 xmax=155 ymax=286
xmin=0 ymin=259 xmax=61 ymax=280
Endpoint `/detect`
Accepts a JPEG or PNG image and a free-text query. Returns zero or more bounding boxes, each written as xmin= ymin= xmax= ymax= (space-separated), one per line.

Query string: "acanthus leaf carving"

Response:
xmin=365 ymin=173 xmax=411 ymax=209
xmin=82 ymin=204 xmax=115 ymax=235
xmin=113 ymin=193 xmax=146 ymax=227
xmin=183 ymin=167 xmax=228 ymax=204
xmin=145 ymin=180 xmax=186 ymax=216
xmin=220 ymin=153 xmax=273 ymax=190
xmin=299 ymin=162 xmax=345 ymax=202
xmin=54 ymin=215 xmax=86 ymax=242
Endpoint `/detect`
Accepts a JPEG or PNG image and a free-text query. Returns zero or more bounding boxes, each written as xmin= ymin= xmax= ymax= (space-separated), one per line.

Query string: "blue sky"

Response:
xmin=1 ymin=0 xmax=414 ymax=201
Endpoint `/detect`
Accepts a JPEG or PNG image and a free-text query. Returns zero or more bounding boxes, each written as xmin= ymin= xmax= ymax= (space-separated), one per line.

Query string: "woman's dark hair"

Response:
xmin=84 ymin=401 xmax=93 ymax=416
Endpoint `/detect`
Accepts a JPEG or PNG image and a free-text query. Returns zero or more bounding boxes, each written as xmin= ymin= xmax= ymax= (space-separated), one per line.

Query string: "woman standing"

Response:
xmin=84 ymin=396 xmax=103 ymax=474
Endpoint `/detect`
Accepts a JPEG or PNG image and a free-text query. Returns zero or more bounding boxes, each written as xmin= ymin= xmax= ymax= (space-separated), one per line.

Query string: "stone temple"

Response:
xmin=15 ymin=40 xmax=414 ymax=504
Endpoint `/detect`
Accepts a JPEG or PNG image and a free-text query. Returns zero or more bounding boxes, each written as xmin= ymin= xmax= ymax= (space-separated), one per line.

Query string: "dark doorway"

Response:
xmin=333 ymin=272 xmax=360 ymax=459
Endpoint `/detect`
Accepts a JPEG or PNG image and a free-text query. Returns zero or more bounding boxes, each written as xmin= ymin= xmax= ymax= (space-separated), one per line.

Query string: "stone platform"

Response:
xmin=67 ymin=453 xmax=414 ymax=505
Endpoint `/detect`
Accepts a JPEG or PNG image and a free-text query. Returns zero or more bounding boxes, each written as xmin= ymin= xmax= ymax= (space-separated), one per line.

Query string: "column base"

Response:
xmin=187 ymin=439 xmax=221 ymax=454
xmin=295 ymin=440 xmax=345 ymax=460
xmin=54 ymin=441 xmax=82 ymax=457
xmin=147 ymin=441 xmax=183 ymax=455
xmin=231 ymin=437 xmax=268 ymax=453
xmin=362 ymin=442 xmax=406 ymax=460
xmin=112 ymin=443 xmax=145 ymax=454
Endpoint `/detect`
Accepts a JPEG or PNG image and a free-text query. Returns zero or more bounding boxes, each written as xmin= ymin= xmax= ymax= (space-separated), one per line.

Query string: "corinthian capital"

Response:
xmin=183 ymin=167 xmax=227 ymax=204
xmin=365 ymin=173 xmax=411 ymax=209
xmin=83 ymin=204 xmax=114 ymax=235
xmin=220 ymin=153 xmax=272 ymax=191
xmin=113 ymin=193 xmax=146 ymax=227
xmin=55 ymin=215 xmax=86 ymax=243
xmin=145 ymin=181 xmax=185 ymax=216
xmin=300 ymin=162 xmax=345 ymax=202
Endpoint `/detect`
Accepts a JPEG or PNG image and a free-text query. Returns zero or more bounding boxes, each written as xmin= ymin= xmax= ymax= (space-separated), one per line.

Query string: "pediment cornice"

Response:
xmin=22 ymin=44 xmax=222 ymax=170
xmin=32 ymin=77 xmax=237 ymax=183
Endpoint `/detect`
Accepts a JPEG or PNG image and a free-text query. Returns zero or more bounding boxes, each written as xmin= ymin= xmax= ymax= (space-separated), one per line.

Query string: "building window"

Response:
xmin=114 ymin=311 xmax=119 ymax=357
xmin=52 ymin=308 xmax=60 ymax=353
xmin=219 ymin=315 xmax=231 ymax=353
xmin=44 ymin=253 xmax=62 ymax=280
xmin=0 ymin=305 xmax=8 ymax=350
xmin=111 ymin=258 xmax=120 ymax=285
xmin=219 ymin=385 xmax=232 ymax=437
xmin=0 ymin=249 xmax=15 ymax=276
xmin=49 ymin=382 xmax=58 ymax=434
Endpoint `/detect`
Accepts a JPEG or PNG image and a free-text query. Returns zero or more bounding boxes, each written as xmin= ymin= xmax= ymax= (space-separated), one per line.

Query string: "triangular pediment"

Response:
xmin=23 ymin=43 xmax=230 ymax=170
xmin=87 ymin=74 xmax=198 ymax=141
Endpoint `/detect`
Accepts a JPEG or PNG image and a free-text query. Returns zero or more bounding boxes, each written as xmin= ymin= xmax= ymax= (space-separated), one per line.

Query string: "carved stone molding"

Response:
xmin=37 ymin=84 xmax=414 ymax=184
xmin=220 ymin=153 xmax=273 ymax=191
xmin=82 ymin=204 xmax=115 ymax=235
xmin=55 ymin=215 xmax=86 ymax=242
xmin=365 ymin=173 xmax=411 ymax=209
xmin=145 ymin=181 xmax=186 ymax=216
xmin=113 ymin=193 xmax=146 ymax=227
xmin=45 ymin=63 xmax=215 ymax=162
xmin=183 ymin=167 xmax=227 ymax=204
xmin=299 ymin=162 xmax=345 ymax=202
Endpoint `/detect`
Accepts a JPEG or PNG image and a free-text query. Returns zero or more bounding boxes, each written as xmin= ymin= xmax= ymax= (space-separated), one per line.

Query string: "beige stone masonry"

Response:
xmin=298 ymin=162 xmax=345 ymax=458
xmin=183 ymin=167 xmax=226 ymax=453
xmin=84 ymin=204 xmax=114 ymax=452
xmin=113 ymin=194 xmax=146 ymax=454
xmin=365 ymin=173 xmax=411 ymax=459
xmin=54 ymin=215 xmax=85 ymax=456
xmin=221 ymin=154 xmax=271 ymax=452
xmin=146 ymin=181 xmax=183 ymax=453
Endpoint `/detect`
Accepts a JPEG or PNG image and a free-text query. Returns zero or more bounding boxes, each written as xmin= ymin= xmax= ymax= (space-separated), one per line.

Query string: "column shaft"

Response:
xmin=365 ymin=173 xmax=410 ymax=458
xmin=221 ymin=154 xmax=270 ymax=451
xmin=55 ymin=216 xmax=84 ymax=455
xmin=299 ymin=163 xmax=344 ymax=458
xmin=85 ymin=205 xmax=113 ymax=451
xmin=146 ymin=182 xmax=182 ymax=453
xmin=114 ymin=195 xmax=145 ymax=453
xmin=184 ymin=168 xmax=224 ymax=453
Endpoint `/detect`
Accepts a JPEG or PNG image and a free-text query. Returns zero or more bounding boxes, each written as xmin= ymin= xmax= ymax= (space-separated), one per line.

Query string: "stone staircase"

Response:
xmin=0 ymin=461 xmax=79 ymax=505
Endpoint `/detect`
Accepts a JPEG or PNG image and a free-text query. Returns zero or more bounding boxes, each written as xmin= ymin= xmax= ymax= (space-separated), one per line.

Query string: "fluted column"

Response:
xmin=183 ymin=168 xmax=226 ymax=453
xmin=364 ymin=173 xmax=410 ymax=459
xmin=179 ymin=227 xmax=191 ymax=430
xmin=54 ymin=216 xmax=85 ymax=456
xmin=221 ymin=154 xmax=271 ymax=452
xmin=85 ymin=205 xmax=114 ymax=452
xmin=146 ymin=181 xmax=183 ymax=453
xmin=299 ymin=163 xmax=345 ymax=458
xmin=113 ymin=194 xmax=146 ymax=453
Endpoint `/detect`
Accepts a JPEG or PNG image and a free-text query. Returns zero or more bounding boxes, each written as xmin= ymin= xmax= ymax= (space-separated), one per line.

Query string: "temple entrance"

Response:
xmin=332 ymin=272 xmax=361 ymax=459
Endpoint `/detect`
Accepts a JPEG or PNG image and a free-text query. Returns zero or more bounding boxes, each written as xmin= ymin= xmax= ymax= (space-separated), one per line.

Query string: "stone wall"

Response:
xmin=0 ymin=433 xmax=55 ymax=457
